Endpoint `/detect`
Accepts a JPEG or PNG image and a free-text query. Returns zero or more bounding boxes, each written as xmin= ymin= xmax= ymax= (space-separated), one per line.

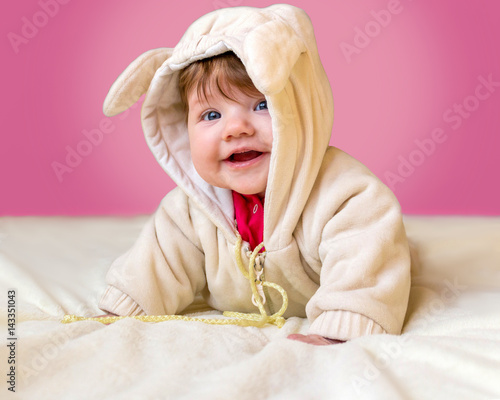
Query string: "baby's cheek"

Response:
xmin=192 ymin=155 xmax=220 ymax=186
xmin=192 ymin=156 xmax=209 ymax=178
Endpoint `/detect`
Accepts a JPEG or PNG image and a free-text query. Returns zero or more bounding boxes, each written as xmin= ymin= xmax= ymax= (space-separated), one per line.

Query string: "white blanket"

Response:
xmin=1 ymin=215 xmax=500 ymax=399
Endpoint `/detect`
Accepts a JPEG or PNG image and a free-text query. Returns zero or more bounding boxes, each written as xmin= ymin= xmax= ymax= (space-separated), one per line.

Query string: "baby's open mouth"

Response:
xmin=227 ymin=150 xmax=263 ymax=162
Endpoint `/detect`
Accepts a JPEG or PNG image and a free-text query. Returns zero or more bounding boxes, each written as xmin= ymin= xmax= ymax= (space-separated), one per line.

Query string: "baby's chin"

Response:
xmin=236 ymin=189 xmax=266 ymax=198
xmin=227 ymin=186 xmax=266 ymax=197
xmin=196 ymin=170 xmax=267 ymax=197
xmin=216 ymin=183 xmax=267 ymax=198
xmin=226 ymin=180 xmax=267 ymax=197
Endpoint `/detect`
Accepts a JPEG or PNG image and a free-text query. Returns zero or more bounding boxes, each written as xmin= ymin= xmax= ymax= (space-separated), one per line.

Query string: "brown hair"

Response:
xmin=178 ymin=52 xmax=262 ymax=120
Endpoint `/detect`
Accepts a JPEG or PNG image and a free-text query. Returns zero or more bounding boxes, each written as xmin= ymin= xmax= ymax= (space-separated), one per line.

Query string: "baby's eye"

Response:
xmin=255 ymin=100 xmax=268 ymax=111
xmin=202 ymin=111 xmax=221 ymax=121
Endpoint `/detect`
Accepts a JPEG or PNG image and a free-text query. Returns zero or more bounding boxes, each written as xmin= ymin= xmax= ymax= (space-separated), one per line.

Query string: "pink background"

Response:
xmin=1 ymin=0 xmax=499 ymax=216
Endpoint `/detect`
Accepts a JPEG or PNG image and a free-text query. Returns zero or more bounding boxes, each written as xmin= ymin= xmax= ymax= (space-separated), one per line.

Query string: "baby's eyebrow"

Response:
xmin=189 ymin=96 xmax=210 ymax=109
xmin=189 ymin=97 xmax=200 ymax=107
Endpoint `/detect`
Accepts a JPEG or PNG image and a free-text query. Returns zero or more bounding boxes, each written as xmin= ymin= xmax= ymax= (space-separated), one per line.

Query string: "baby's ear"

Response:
xmin=103 ymin=48 xmax=173 ymax=117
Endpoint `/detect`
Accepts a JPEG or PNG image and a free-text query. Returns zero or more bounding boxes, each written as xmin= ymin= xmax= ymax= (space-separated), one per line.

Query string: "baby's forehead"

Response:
xmin=188 ymin=76 xmax=232 ymax=100
xmin=187 ymin=82 xmax=262 ymax=108
xmin=187 ymin=87 xmax=224 ymax=108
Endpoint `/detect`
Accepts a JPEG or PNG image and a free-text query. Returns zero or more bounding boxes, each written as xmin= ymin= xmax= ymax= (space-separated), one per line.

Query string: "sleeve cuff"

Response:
xmin=308 ymin=310 xmax=386 ymax=341
xmin=98 ymin=285 xmax=145 ymax=316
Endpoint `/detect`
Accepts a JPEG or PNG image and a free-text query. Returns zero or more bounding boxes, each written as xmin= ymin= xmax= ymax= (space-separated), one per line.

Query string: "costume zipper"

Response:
xmin=255 ymin=253 xmax=275 ymax=316
xmin=240 ymin=232 xmax=276 ymax=316
xmin=262 ymin=274 xmax=275 ymax=315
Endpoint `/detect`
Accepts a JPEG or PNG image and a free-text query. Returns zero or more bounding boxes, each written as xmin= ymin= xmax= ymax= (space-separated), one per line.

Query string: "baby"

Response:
xmin=98 ymin=5 xmax=411 ymax=346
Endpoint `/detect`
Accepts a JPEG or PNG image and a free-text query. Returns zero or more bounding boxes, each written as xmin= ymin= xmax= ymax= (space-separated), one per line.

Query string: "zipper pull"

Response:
xmin=252 ymin=268 xmax=266 ymax=306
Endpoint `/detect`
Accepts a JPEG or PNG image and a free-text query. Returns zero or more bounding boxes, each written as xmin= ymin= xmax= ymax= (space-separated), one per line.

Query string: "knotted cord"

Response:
xmin=62 ymin=232 xmax=288 ymax=328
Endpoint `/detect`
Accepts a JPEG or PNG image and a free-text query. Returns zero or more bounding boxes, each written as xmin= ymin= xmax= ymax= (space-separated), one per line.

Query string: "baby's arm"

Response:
xmin=98 ymin=189 xmax=207 ymax=317
xmin=92 ymin=313 xmax=117 ymax=325
xmin=287 ymin=334 xmax=344 ymax=346
xmin=304 ymin=149 xmax=411 ymax=341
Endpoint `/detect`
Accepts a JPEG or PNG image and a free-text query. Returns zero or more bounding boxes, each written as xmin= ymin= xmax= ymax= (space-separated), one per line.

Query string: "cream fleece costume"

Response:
xmin=99 ymin=4 xmax=411 ymax=341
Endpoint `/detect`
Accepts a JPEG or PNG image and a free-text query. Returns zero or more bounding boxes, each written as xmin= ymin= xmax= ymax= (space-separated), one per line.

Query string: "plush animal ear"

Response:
xmin=103 ymin=48 xmax=173 ymax=117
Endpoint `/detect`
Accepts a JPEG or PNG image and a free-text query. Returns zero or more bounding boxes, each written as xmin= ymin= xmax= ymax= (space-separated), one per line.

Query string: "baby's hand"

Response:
xmin=93 ymin=313 xmax=117 ymax=325
xmin=287 ymin=334 xmax=344 ymax=346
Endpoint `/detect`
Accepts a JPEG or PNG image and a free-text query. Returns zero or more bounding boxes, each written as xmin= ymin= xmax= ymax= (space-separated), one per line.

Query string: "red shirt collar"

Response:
xmin=232 ymin=191 xmax=265 ymax=252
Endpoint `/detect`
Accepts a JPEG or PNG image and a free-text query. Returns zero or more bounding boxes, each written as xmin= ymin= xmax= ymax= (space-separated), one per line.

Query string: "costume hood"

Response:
xmin=103 ymin=4 xmax=333 ymax=251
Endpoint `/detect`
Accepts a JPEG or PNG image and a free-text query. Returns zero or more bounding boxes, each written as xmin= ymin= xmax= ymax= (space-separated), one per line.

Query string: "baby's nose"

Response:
xmin=222 ymin=115 xmax=255 ymax=140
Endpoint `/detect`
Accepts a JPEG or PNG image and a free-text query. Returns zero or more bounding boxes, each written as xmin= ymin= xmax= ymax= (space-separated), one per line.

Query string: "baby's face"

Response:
xmin=187 ymin=87 xmax=273 ymax=198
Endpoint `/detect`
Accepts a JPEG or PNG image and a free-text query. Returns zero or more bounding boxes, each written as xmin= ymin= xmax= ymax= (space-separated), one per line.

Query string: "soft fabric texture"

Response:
xmin=1 ymin=215 xmax=500 ymax=399
xmin=99 ymin=4 xmax=411 ymax=340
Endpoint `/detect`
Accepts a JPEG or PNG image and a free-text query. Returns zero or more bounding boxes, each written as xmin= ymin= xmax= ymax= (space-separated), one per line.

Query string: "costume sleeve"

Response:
xmin=99 ymin=190 xmax=206 ymax=316
xmin=305 ymin=171 xmax=411 ymax=341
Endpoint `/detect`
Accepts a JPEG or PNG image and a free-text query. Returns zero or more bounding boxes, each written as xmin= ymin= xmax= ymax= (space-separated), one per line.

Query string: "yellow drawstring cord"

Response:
xmin=62 ymin=233 xmax=288 ymax=328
